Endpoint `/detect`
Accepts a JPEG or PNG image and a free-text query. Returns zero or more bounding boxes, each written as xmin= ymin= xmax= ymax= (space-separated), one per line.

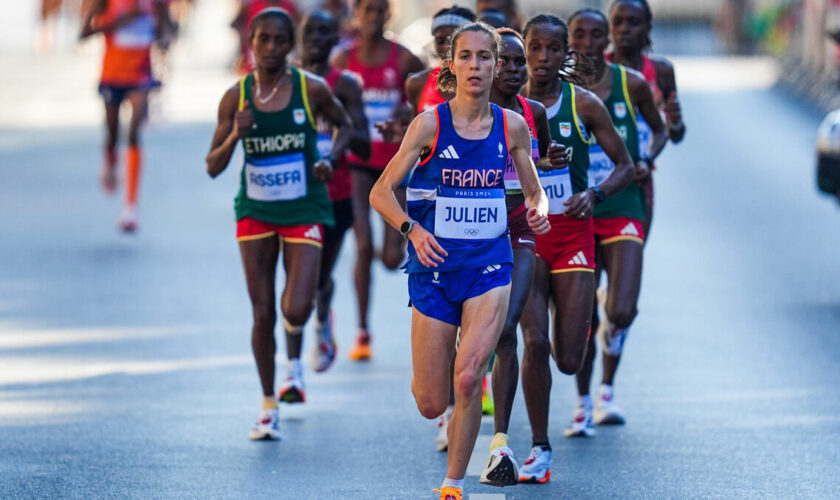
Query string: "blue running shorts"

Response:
xmin=408 ymin=263 xmax=512 ymax=326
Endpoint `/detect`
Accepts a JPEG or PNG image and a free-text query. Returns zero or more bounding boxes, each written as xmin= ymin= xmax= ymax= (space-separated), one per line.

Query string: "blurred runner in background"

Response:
xmin=80 ymin=0 xmax=174 ymax=233
xmin=332 ymin=0 xmax=424 ymax=362
xmin=231 ymin=0 xmax=299 ymax=74
xmin=298 ymin=9 xmax=371 ymax=373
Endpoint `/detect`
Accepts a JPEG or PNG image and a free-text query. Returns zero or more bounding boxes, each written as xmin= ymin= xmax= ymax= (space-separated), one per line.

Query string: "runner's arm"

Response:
xmin=405 ymin=70 xmax=427 ymax=115
xmin=577 ymin=88 xmax=634 ymax=198
xmin=206 ymin=86 xmax=246 ymax=178
xmin=506 ymin=110 xmax=550 ymax=234
xmin=79 ymin=0 xmax=142 ymax=38
xmin=336 ymin=72 xmax=371 ymax=160
xmin=307 ymin=75 xmax=354 ymax=163
xmin=370 ymin=112 xmax=448 ymax=267
xmin=653 ymin=57 xmax=686 ymax=143
xmin=628 ymin=71 xmax=667 ymax=161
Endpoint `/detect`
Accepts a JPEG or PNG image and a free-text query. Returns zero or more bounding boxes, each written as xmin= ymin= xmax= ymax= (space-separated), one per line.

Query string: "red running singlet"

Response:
xmin=318 ymin=68 xmax=353 ymax=201
xmin=417 ymin=67 xmax=446 ymax=113
xmin=345 ymin=41 xmax=404 ymax=170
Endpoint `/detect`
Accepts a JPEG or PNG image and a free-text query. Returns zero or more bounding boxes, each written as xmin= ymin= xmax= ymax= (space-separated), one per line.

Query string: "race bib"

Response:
xmin=366 ymin=101 xmax=396 ymax=143
xmin=503 ymin=137 xmax=539 ymax=191
xmin=245 ymin=152 xmax=307 ymax=202
xmin=114 ymin=15 xmax=155 ymax=49
xmin=637 ymin=116 xmax=652 ymax=157
xmin=434 ymin=186 xmax=507 ymax=240
xmin=539 ymin=167 xmax=573 ymax=214
xmin=316 ymin=132 xmax=331 ymax=159
xmin=588 ymin=144 xmax=613 ymax=188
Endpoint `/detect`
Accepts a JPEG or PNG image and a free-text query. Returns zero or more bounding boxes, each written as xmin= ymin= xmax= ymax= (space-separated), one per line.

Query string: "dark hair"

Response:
xmin=477 ymin=8 xmax=509 ymax=29
xmin=432 ymin=5 xmax=476 ymax=21
xmin=523 ymin=14 xmax=591 ymax=86
xmin=495 ymin=26 xmax=523 ymax=46
xmin=436 ymin=22 xmax=502 ymax=93
xmin=250 ymin=7 xmax=295 ymax=42
xmin=609 ymin=0 xmax=653 ymax=50
xmin=568 ymin=8 xmax=607 ymax=30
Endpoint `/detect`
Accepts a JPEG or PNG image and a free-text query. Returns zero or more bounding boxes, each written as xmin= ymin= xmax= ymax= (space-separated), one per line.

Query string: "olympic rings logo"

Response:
xmin=463 ymin=228 xmax=479 ymax=236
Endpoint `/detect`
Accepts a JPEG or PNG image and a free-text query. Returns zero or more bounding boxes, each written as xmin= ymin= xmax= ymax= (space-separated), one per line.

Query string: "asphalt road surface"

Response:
xmin=2 ymin=25 xmax=840 ymax=500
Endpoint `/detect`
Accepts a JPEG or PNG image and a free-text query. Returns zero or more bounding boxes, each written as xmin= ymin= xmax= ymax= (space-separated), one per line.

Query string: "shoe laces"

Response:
xmin=433 ymin=487 xmax=462 ymax=500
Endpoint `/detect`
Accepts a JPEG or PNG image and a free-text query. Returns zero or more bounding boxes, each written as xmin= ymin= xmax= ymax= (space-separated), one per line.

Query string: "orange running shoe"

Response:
xmin=433 ymin=487 xmax=462 ymax=500
xmin=347 ymin=330 xmax=371 ymax=361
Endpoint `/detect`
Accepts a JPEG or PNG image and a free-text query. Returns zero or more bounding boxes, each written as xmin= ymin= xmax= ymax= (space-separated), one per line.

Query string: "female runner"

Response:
xmin=332 ymin=0 xmax=425 ymax=361
xmin=568 ymin=7 xmax=666 ymax=430
xmin=370 ymin=22 xmax=549 ymax=500
xmin=205 ymin=8 xmax=353 ymax=439
xmin=607 ymin=0 xmax=686 ymax=237
xmin=514 ymin=14 xmax=635 ymax=483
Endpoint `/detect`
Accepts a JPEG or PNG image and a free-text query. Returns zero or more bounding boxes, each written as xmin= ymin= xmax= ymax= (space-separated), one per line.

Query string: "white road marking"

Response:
xmin=469 ymin=495 xmax=506 ymax=499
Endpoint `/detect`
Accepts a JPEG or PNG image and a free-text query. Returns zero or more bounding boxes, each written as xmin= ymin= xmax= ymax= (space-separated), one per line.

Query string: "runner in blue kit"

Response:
xmin=369 ymin=22 xmax=549 ymax=500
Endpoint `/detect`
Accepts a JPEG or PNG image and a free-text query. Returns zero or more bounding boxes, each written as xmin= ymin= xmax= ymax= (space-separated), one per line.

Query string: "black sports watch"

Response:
xmin=400 ymin=219 xmax=417 ymax=239
xmin=589 ymin=186 xmax=607 ymax=204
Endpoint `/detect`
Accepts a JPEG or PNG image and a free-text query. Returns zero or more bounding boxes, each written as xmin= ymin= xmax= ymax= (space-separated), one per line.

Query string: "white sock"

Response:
xmin=441 ymin=477 xmax=464 ymax=490
xmin=599 ymin=384 xmax=613 ymax=398
xmin=578 ymin=394 xmax=592 ymax=410
xmin=288 ymin=358 xmax=301 ymax=375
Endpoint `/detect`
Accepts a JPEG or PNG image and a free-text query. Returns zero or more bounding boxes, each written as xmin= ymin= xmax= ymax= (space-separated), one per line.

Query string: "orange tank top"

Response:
xmin=97 ymin=0 xmax=157 ymax=86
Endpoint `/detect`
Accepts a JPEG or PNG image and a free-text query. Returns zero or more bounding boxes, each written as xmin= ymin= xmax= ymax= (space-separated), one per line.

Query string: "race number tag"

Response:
xmin=588 ymin=144 xmax=614 ymax=188
xmin=316 ymin=132 xmax=331 ymax=159
xmin=245 ymin=152 xmax=307 ymax=202
xmin=637 ymin=116 xmax=652 ymax=157
xmin=434 ymin=186 xmax=507 ymax=240
xmin=503 ymin=137 xmax=539 ymax=191
xmin=114 ymin=15 xmax=155 ymax=49
xmin=539 ymin=167 xmax=573 ymax=215
xmin=366 ymin=100 xmax=396 ymax=142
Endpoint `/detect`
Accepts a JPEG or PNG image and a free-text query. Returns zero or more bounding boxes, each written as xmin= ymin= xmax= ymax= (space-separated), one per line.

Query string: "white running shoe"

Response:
xmin=310 ymin=310 xmax=337 ymax=373
xmin=563 ymin=405 xmax=596 ymax=438
xmin=593 ymin=385 xmax=625 ymax=425
xmin=597 ymin=319 xmax=628 ymax=356
xmin=248 ymin=408 xmax=281 ymax=440
xmin=518 ymin=446 xmax=551 ymax=484
xmin=479 ymin=446 xmax=519 ymax=486
xmin=435 ymin=407 xmax=452 ymax=452
xmin=278 ymin=361 xmax=305 ymax=404
xmin=117 ymin=205 xmax=138 ymax=233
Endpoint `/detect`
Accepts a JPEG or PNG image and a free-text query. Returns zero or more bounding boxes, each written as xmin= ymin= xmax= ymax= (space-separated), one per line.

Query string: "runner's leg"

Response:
xmin=492 ymin=247 xmax=534 ymax=434
xmin=281 ymin=240 xmax=322 ymax=359
xmin=351 ymin=168 xmax=376 ymax=331
xmin=518 ymin=258 xmax=552 ymax=442
xmin=599 ymin=240 xmax=643 ymax=385
xmin=447 ymin=284 xmax=511 ymax=480
xmin=239 ymin=235 xmax=281 ymax=397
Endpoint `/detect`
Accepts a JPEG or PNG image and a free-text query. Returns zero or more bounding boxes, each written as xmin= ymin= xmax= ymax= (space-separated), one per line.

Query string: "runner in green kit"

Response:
xmin=516 ymin=13 xmax=634 ymax=482
xmin=205 ymin=7 xmax=353 ymax=440
xmin=568 ymin=8 xmax=667 ymax=429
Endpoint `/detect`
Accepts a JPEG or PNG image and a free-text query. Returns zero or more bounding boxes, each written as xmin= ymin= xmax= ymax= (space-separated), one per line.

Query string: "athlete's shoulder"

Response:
xmin=502 ymin=107 xmax=529 ymax=131
xmin=522 ymin=96 xmax=546 ymax=116
xmin=647 ymin=54 xmax=675 ymax=74
xmin=300 ymin=68 xmax=328 ymax=90
xmin=335 ymin=69 xmax=363 ymax=93
xmin=406 ymin=67 xmax=433 ymax=87
xmin=572 ymin=85 xmax=609 ymax=120
xmin=622 ymin=65 xmax=654 ymax=100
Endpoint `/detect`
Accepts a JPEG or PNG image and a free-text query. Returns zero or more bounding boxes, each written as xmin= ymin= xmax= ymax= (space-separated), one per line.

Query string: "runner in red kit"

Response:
xmin=232 ymin=0 xmax=299 ymax=74
xmin=331 ymin=0 xmax=425 ymax=361
xmin=299 ymin=9 xmax=371 ymax=372
xmin=606 ymin=0 xmax=685 ymax=239
xmin=80 ymin=0 xmax=173 ymax=233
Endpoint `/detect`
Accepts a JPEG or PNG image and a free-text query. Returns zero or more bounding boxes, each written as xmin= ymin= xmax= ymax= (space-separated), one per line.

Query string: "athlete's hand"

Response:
xmin=234 ymin=102 xmax=255 ymax=139
xmin=313 ymin=159 xmax=334 ymax=182
xmin=664 ymin=91 xmax=682 ymax=125
xmin=634 ymin=160 xmax=651 ymax=183
xmin=546 ymin=141 xmax=570 ymax=170
xmin=375 ymin=119 xmax=407 ymax=144
xmin=527 ymin=207 xmax=550 ymax=235
xmin=408 ymin=225 xmax=448 ymax=268
xmin=563 ymin=190 xmax=594 ymax=220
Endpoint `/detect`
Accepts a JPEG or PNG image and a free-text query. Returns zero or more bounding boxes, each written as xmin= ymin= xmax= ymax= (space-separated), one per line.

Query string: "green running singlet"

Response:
xmin=589 ymin=64 xmax=644 ymax=221
xmin=234 ymin=67 xmax=334 ymax=227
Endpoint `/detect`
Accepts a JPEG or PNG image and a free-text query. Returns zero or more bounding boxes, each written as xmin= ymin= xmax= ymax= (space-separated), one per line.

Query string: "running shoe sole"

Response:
xmin=248 ymin=429 xmax=281 ymax=441
xmin=563 ymin=427 xmax=596 ymax=438
xmin=479 ymin=455 xmax=518 ymax=487
xmin=519 ymin=470 xmax=551 ymax=484
xmin=594 ymin=411 xmax=625 ymax=425
xmin=278 ymin=387 xmax=305 ymax=404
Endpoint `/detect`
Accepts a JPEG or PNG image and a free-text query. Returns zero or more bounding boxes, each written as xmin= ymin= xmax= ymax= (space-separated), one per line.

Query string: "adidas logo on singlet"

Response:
xmin=620 ymin=223 xmax=639 ymax=236
xmin=439 ymin=145 xmax=460 ymax=159
xmin=568 ymin=251 xmax=589 ymax=266
xmin=304 ymin=225 xmax=322 ymax=240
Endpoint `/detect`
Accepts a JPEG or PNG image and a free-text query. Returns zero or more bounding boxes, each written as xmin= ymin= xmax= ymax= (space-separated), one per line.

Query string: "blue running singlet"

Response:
xmin=405 ymin=102 xmax=513 ymax=273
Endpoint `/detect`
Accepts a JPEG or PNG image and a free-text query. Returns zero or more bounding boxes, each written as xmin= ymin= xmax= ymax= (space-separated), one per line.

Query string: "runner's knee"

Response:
xmin=381 ymin=249 xmax=403 ymax=270
xmin=453 ymin=366 xmax=482 ymax=401
xmin=556 ymin=354 xmax=583 ymax=376
xmin=251 ymin=305 xmax=276 ymax=333
xmin=522 ymin=330 xmax=551 ymax=363
xmin=496 ymin=325 xmax=518 ymax=353
xmin=281 ymin=298 xmax=313 ymax=327
xmin=607 ymin=304 xmax=636 ymax=329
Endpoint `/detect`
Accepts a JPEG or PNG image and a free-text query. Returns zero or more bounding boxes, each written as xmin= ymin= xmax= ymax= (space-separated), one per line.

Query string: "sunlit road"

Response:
xmin=2 ymin=18 xmax=840 ymax=500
